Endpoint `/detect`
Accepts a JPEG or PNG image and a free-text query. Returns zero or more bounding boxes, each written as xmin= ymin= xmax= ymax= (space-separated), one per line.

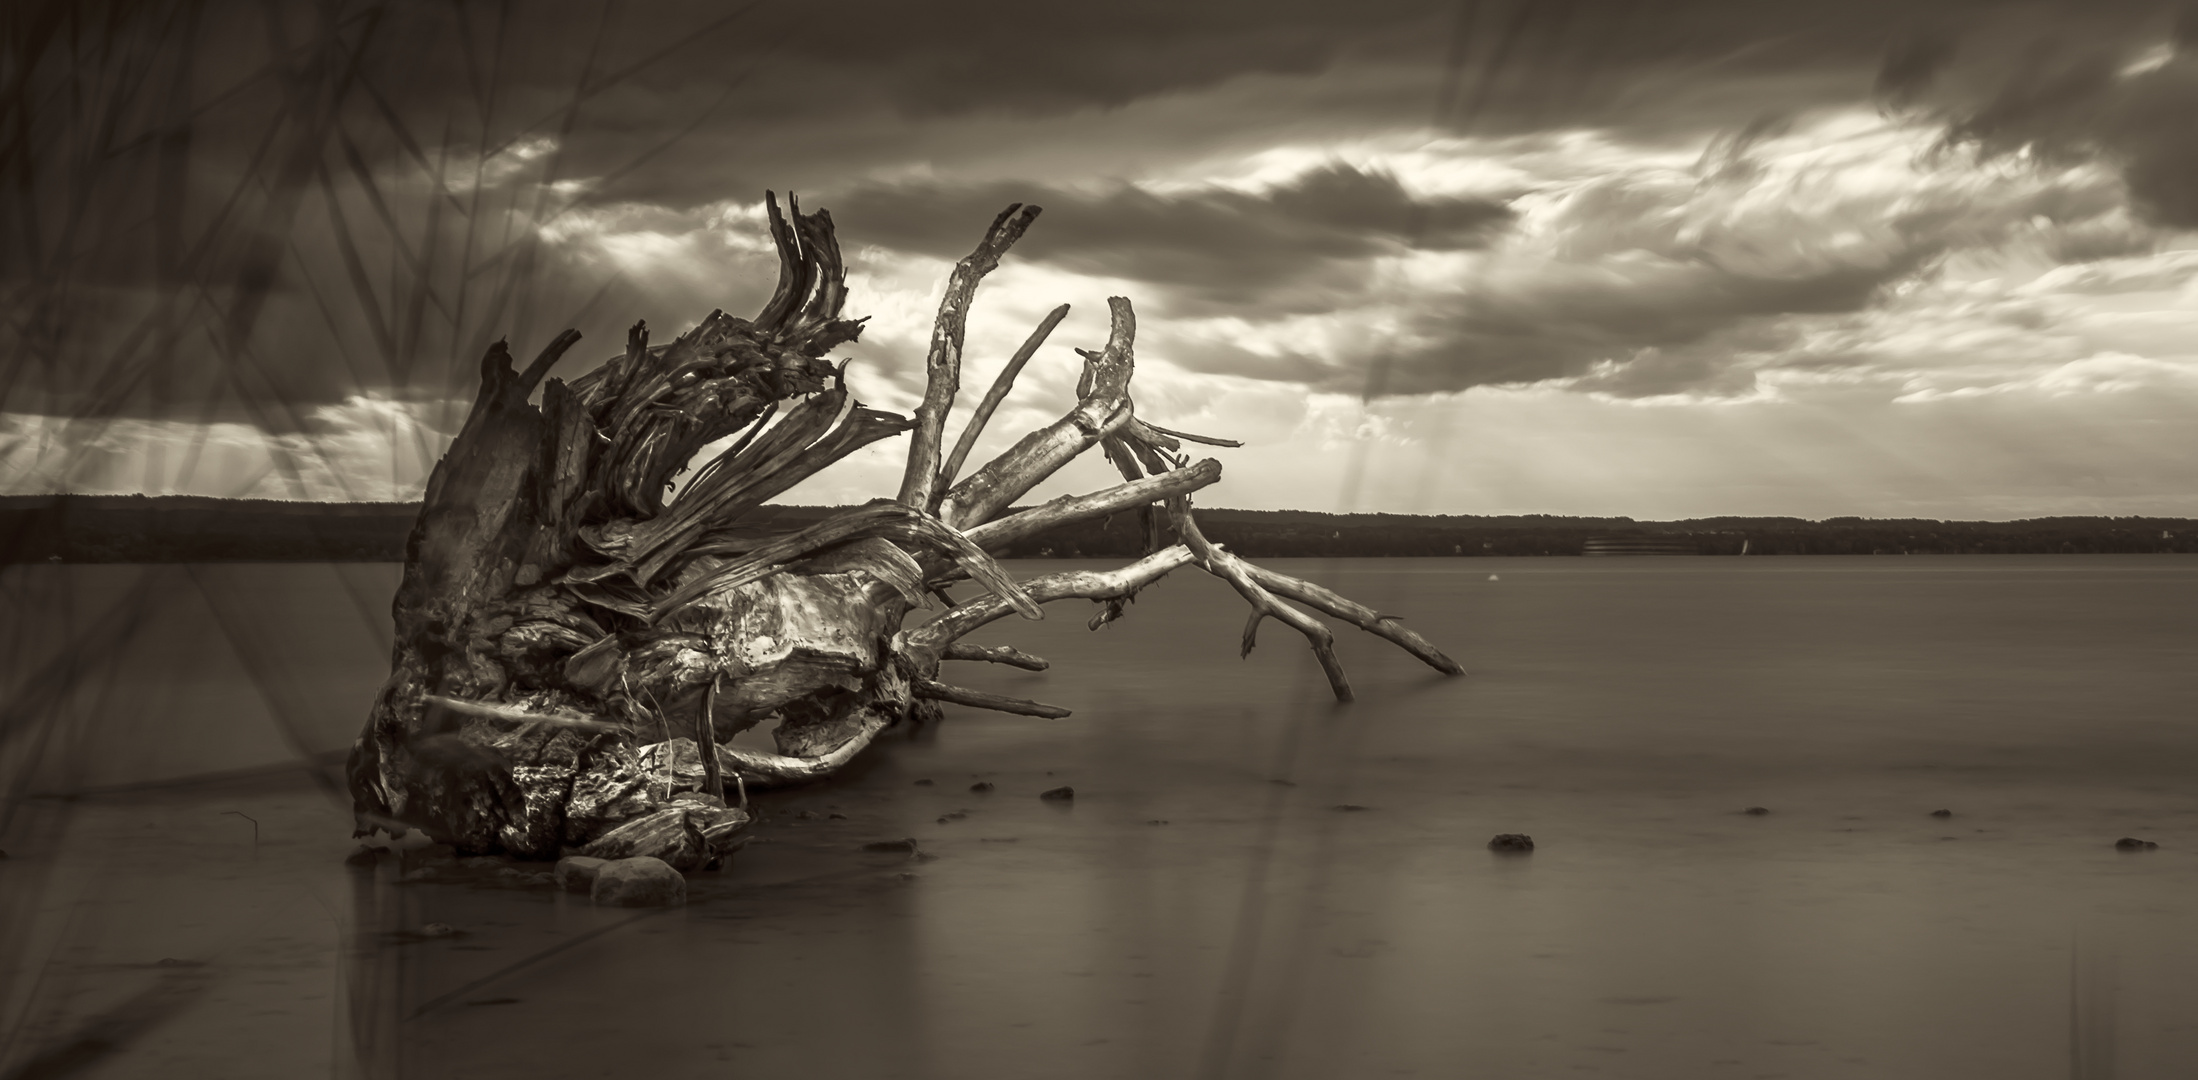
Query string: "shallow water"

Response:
xmin=4 ymin=556 xmax=2196 ymax=1078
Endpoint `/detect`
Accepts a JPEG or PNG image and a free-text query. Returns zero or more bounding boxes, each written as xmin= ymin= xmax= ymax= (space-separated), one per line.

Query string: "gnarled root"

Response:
xmin=346 ymin=193 xmax=1461 ymax=865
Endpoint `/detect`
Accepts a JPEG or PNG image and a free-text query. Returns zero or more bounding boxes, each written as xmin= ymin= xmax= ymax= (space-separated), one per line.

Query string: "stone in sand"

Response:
xmin=2114 ymin=837 xmax=2159 ymax=851
xmin=555 ymin=855 xmax=609 ymax=893
xmin=1743 ymin=807 xmax=1770 ymax=816
xmin=1040 ymin=786 xmax=1075 ymax=801
xmin=591 ymin=857 xmax=686 ymax=906
xmin=1488 ymin=833 xmax=1535 ymax=853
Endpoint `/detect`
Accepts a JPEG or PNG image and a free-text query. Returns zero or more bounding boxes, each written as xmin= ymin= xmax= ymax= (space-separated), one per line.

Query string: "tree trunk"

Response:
xmin=345 ymin=194 xmax=1464 ymax=863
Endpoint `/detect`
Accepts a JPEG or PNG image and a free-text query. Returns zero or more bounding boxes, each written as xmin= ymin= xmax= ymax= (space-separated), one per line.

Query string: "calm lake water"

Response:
xmin=3 ymin=556 xmax=2196 ymax=1079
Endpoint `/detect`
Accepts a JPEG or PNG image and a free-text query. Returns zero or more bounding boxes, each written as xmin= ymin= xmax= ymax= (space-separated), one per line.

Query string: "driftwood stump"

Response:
xmin=345 ymin=195 xmax=1464 ymax=862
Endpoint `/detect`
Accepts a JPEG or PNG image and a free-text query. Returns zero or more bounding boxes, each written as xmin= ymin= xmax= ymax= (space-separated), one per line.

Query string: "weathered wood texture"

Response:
xmin=346 ymin=194 xmax=1462 ymax=862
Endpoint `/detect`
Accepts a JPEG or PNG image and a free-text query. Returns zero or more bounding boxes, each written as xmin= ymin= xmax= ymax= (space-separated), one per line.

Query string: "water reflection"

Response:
xmin=4 ymin=557 xmax=2197 ymax=1077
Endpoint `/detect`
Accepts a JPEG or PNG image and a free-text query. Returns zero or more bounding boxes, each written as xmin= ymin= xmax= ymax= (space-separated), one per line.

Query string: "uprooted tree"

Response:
xmin=346 ymin=195 xmax=1464 ymax=867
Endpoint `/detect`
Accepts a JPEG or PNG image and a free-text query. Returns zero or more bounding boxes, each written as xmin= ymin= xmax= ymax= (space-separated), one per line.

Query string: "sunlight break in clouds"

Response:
xmin=0 ymin=396 xmax=451 ymax=502
xmin=10 ymin=1 xmax=2195 ymax=519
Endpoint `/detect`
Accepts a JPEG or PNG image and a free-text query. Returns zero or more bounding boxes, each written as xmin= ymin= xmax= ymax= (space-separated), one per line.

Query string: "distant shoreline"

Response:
xmin=2 ymin=494 xmax=2192 ymax=562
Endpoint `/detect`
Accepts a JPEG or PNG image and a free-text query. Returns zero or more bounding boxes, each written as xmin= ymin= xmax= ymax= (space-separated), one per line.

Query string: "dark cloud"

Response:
xmin=1875 ymin=31 xmax=1959 ymax=106
xmin=1942 ymin=51 xmax=2198 ymax=228
xmin=3 ymin=0 xmax=2182 ymax=430
xmin=828 ymin=165 xmax=1512 ymax=313
xmin=1911 ymin=4 xmax=2198 ymax=229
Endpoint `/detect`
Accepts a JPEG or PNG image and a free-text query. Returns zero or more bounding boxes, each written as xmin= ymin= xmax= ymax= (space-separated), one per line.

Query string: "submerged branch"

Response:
xmin=716 ymin=714 xmax=890 ymax=785
xmin=1166 ymin=496 xmax=1353 ymax=702
xmin=1236 ymin=563 xmax=1466 ymax=677
xmin=943 ymin=642 xmax=1049 ymax=671
xmin=913 ymin=679 xmax=1071 ymax=719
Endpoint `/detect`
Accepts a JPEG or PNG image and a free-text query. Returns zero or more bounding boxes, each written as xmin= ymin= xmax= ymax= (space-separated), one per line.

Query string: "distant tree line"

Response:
xmin=2 ymin=495 xmax=2192 ymax=563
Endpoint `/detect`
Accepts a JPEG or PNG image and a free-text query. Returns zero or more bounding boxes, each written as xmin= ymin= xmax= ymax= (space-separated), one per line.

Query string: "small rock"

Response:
xmin=1039 ymin=786 xmax=1075 ymax=801
xmin=795 ymin=810 xmax=816 ymax=821
xmin=970 ymin=781 xmax=995 ymax=793
xmin=2114 ymin=837 xmax=2159 ymax=851
xmin=827 ymin=813 xmax=846 ymax=820
xmin=863 ymin=837 xmax=922 ymax=854
xmin=554 ymin=855 xmax=609 ymax=893
xmin=937 ymin=811 xmax=968 ymax=824
xmin=913 ymin=779 xmax=934 ymax=786
xmin=1742 ymin=807 xmax=1770 ymax=816
xmin=1332 ymin=804 xmax=1371 ymax=812
xmin=591 ymin=857 xmax=686 ymax=907
xmin=419 ymin=923 xmax=462 ymax=938
xmin=1930 ymin=809 xmax=1953 ymax=818
xmin=1488 ymin=833 xmax=1534 ymax=853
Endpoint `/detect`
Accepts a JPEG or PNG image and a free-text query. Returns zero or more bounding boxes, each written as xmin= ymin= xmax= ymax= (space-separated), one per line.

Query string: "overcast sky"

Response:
xmin=5 ymin=0 xmax=2196 ymax=518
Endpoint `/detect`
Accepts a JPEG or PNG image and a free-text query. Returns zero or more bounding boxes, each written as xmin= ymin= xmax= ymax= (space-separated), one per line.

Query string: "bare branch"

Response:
xmin=1137 ymin=417 xmax=1242 ymax=448
xmin=935 ymin=302 xmax=1070 ymax=505
xmin=1236 ymin=563 xmax=1467 ymax=677
xmin=940 ymin=296 xmax=1139 ymax=530
xmin=1166 ymin=497 xmax=1353 ymax=702
xmin=961 ymin=457 xmax=1223 ymax=553
xmin=897 ymin=203 xmax=1045 ymax=512
xmin=716 ymin=714 xmax=890 ymax=785
xmin=914 ymin=679 xmax=1071 ymax=719
xmin=944 ymin=643 xmax=1050 ymax=671
xmin=902 ymin=544 xmax=1197 ymax=664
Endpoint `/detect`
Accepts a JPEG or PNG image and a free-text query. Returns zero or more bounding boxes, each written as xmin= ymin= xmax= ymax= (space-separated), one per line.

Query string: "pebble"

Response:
xmin=1488 ymin=833 xmax=1535 ymax=853
xmin=1039 ymin=786 xmax=1075 ymax=801
xmin=1333 ymin=804 xmax=1371 ymax=812
xmin=1930 ymin=809 xmax=1953 ymax=818
xmin=913 ymin=779 xmax=934 ymax=787
xmin=970 ymin=782 xmax=995 ymax=793
xmin=2114 ymin=837 xmax=2159 ymax=851
xmin=1743 ymin=807 xmax=1770 ymax=816
xmin=863 ymin=838 xmax=922 ymax=854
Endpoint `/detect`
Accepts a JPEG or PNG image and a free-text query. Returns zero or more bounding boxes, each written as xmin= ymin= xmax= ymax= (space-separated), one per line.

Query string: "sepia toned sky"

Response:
xmin=4 ymin=0 xmax=2196 ymax=518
